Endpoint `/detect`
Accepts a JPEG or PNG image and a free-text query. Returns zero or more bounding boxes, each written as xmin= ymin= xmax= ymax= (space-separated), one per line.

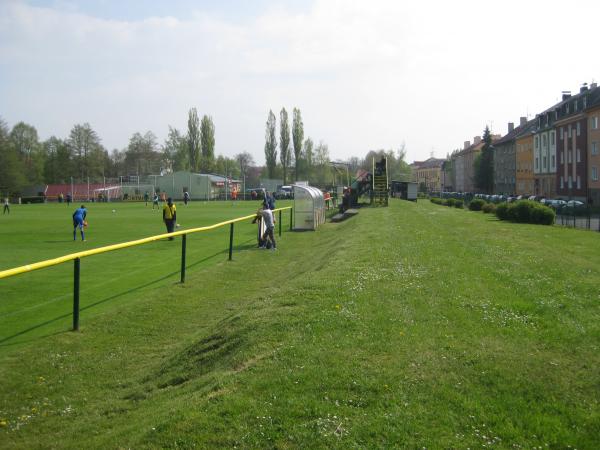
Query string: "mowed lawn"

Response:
xmin=0 ymin=199 xmax=599 ymax=448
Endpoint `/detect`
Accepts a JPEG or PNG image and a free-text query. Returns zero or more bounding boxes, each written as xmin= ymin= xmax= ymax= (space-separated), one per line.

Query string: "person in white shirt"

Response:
xmin=252 ymin=208 xmax=277 ymax=250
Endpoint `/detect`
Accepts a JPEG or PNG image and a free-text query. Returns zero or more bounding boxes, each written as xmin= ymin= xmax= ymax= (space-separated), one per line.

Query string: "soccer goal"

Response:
xmin=120 ymin=184 xmax=156 ymax=201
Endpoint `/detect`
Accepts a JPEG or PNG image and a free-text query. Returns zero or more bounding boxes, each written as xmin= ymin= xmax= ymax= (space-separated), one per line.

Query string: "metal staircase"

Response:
xmin=372 ymin=157 xmax=389 ymax=206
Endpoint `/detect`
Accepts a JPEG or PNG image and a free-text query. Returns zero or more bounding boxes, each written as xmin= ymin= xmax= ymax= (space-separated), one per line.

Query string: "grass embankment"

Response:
xmin=1 ymin=200 xmax=599 ymax=448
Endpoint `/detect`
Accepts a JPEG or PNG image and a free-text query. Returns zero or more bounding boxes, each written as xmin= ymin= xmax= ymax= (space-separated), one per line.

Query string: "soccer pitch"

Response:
xmin=0 ymin=200 xmax=291 ymax=345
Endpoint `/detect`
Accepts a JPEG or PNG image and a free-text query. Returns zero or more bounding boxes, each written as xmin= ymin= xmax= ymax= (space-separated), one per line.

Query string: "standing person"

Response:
xmin=72 ymin=205 xmax=87 ymax=241
xmin=162 ymin=197 xmax=177 ymax=241
xmin=152 ymin=192 xmax=160 ymax=209
xmin=66 ymin=193 xmax=72 ymax=205
xmin=3 ymin=197 xmax=9 ymax=214
xmin=183 ymin=191 xmax=190 ymax=205
xmin=252 ymin=208 xmax=277 ymax=250
xmin=144 ymin=191 xmax=149 ymax=206
xmin=269 ymin=192 xmax=276 ymax=210
xmin=58 ymin=193 xmax=64 ymax=203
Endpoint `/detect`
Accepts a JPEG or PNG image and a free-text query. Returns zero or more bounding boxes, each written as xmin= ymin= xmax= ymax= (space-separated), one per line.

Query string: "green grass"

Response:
xmin=1 ymin=199 xmax=599 ymax=448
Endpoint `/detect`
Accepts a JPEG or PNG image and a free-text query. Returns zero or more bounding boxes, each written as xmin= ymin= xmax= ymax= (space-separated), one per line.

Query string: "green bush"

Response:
xmin=468 ymin=199 xmax=486 ymax=211
xmin=430 ymin=197 xmax=442 ymax=205
xmin=531 ymin=204 xmax=555 ymax=225
xmin=454 ymin=200 xmax=464 ymax=209
xmin=495 ymin=203 xmax=509 ymax=220
xmin=445 ymin=198 xmax=456 ymax=207
xmin=482 ymin=203 xmax=496 ymax=214
xmin=495 ymin=200 xmax=555 ymax=225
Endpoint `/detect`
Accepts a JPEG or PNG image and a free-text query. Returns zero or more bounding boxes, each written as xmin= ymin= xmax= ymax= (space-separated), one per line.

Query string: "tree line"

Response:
xmin=1 ymin=106 xmax=410 ymax=195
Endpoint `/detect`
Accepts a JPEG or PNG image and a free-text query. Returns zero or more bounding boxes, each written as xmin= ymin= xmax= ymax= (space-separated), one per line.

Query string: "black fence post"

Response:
xmin=279 ymin=210 xmax=282 ymax=237
xmin=289 ymin=208 xmax=293 ymax=231
xmin=229 ymin=223 xmax=234 ymax=261
xmin=180 ymin=234 xmax=187 ymax=283
xmin=73 ymin=258 xmax=80 ymax=331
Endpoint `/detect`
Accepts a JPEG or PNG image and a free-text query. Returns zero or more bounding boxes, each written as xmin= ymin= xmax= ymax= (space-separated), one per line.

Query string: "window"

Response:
xmin=593 ymin=116 xmax=599 ymax=130
xmin=543 ymin=156 xmax=547 ymax=170
xmin=577 ymin=176 xmax=581 ymax=189
xmin=551 ymin=155 xmax=555 ymax=168
xmin=566 ymin=104 xmax=570 ymax=114
xmin=551 ymin=132 xmax=555 ymax=145
xmin=568 ymin=125 xmax=572 ymax=137
xmin=577 ymin=149 xmax=581 ymax=162
xmin=577 ymin=122 xmax=581 ymax=136
xmin=584 ymin=97 xmax=587 ymax=109
xmin=568 ymin=176 xmax=572 ymax=189
xmin=560 ymin=176 xmax=564 ymax=188
xmin=574 ymin=100 xmax=578 ymax=112
xmin=543 ymin=135 xmax=547 ymax=148
xmin=560 ymin=127 xmax=564 ymax=139
xmin=535 ymin=157 xmax=539 ymax=170
xmin=593 ymin=142 xmax=599 ymax=156
xmin=534 ymin=136 xmax=539 ymax=149
xmin=568 ymin=151 xmax=572 ymax=163
xmin=561 ymin=151 xmax=564 ymax=164
xmin=592 ymin=166 xmax=599 ymax=181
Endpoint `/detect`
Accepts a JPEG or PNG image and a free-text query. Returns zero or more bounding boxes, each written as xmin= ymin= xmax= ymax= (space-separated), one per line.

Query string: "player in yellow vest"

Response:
xmin=162 ymin=197 xmax=177 ymax=240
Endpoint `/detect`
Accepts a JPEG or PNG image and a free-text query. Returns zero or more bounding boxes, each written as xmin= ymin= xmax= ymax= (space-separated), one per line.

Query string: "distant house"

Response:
xmin=410 ymin=158 xmax=445 ymax=193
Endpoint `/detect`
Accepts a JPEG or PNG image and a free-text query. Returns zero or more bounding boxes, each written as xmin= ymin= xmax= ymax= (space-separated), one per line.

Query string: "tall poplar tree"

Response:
xmin=200 ymin=115 xmax=215 ymax=172
xmin=475 ymin=126 xmax=494 ymax=193
xmin=279 ymin=108 xmax=290 ymax=184
xmin=292 ymin=108 xmax=304 ymax=181
xmin=264 ymin=110 xmax=278 ymax=179
xmin=186 ymin=108 xmax=201 ymax=172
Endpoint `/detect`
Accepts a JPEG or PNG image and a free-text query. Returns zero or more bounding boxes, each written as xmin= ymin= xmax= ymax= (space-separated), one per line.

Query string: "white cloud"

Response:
xmin=1 ymin=0 xmax=599 ymax=165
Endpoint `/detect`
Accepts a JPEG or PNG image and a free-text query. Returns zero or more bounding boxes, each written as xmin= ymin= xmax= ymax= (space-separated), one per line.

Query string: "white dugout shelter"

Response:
xmin=293 ymin=185 xmax=326 ymax=231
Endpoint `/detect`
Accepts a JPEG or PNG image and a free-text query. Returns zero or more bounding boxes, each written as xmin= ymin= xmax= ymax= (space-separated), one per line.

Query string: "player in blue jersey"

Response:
xmin=72 ymin=205 xmax=87 ymax=241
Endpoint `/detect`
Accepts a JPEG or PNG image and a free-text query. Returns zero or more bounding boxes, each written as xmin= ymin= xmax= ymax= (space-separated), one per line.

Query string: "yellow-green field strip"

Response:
xmin=0 ymin=207 xmax=292 ymax=280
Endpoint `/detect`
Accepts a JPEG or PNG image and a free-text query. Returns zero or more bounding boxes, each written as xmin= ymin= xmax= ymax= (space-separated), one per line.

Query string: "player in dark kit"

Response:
xmin=72 ymin=205 xmax=87 ymax=241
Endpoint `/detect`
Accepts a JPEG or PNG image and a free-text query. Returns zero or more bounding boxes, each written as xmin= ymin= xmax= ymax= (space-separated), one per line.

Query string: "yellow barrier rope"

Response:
xmin=0 ymin=207 xmax=292 ymax=280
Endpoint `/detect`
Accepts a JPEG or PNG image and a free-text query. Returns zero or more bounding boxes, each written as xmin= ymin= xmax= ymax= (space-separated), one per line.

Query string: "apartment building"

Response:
xmin=411 ymin=157 xmax=445 ymax=193
xmin=515 ymin=119 xmax=537 ymax=196
xmin=555 ymin=86 xmax=595 ymax=200
xmin=585 ymin=84 xmax=600 ymax=204
xmin=494 ymin=117 xmax=528 ymax=195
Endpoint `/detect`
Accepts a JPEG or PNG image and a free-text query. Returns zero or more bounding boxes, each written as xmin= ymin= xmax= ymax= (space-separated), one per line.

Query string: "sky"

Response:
xmin=1 ymin=0 xmax=599 ymax=165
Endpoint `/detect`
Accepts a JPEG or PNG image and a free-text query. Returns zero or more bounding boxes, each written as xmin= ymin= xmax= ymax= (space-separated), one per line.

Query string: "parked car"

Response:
xmin=566 ymin=200 xmax=585 ymax=208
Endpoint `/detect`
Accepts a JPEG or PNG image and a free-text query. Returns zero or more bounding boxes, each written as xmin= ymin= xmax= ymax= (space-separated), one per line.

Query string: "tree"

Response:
xmin=162 ymin=126 xmax=187 ymax=172
xmin=279 ymin=108 xmax=290 ymax=184
xmin=67 ymin=123 xmax=104 ymax=180
xmin=235 ymin=151 xmax=254 ymax=180
xmin=10 ymin=121 xmax=44 ymax=184
xmin=313 ymin=140 xmax=330 ymax=185
xmin=186 ymin=108 xmax=201 ymax=172
xmin=0 ymin=118 xmax=27 ymax=194
xmin=264 ymin=110 xmax=277 ymax=179
xmin=125 ymin=131 xmax=161 ymax=176
xmin=304 ymin=137 xmax=314 ymax=169
xmin=474 ymin=126 xmax=494 ymax=193
xmin=43 ymin=136 xmax=71 ymax=184
xmin=200 ymin=115 xmax=215 ymax=172
xmin=292 ymin=108 xmax=304 ymax=181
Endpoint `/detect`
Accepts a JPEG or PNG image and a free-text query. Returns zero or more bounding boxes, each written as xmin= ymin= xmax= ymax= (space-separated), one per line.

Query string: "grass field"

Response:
xmin=1 ymin=199 xmax=599 ymax=448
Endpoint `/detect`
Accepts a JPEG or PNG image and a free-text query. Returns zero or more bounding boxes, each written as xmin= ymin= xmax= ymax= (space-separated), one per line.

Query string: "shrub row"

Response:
xmin=430 ymin=197 xmax=463 ymax=208
xmin=495 ymin=200 xmax=555 ymax=225
xmin=482 ymin=203 xmax=496 ymax=214
xmin=468 ymin=199 xmax=486 ymax=211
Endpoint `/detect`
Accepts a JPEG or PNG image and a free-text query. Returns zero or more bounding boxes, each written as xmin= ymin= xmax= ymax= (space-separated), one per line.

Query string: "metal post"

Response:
xmin=290 ymin=208 xmax=293 ymax=230
xmin=279 ymin=210 xmax=282 ymax=236
xmin=180 ymin=234 xmax=187 ymax=283
xmin=228 ymin=223 xmax=234 ymax=260
xmin=73 ymin=258 xmax=80 ymax=331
